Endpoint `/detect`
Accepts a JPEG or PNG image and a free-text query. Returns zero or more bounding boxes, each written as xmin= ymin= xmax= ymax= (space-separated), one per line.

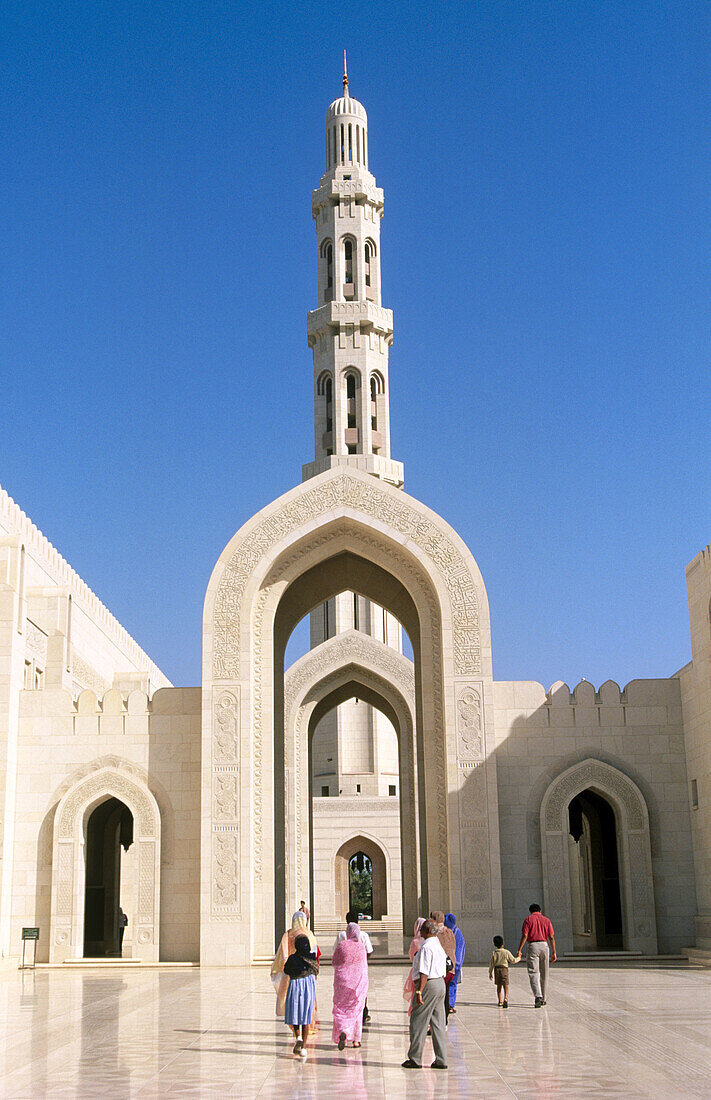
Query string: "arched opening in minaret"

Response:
xmin=83 ymin=797 xmax=133 ymax=958
xmin=343 ymin=238 xmax=355 ymax=298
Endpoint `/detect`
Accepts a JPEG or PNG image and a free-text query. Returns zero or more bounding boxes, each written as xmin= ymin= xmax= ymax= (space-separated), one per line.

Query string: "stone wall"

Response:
xmin=678 ymin=545 xmax=711 ymax=949
xmin=311 ymin=794 xmax=402 ymax=925
xmin=11 ymin=686 xmax=201 ymax=962
xmin=493 ymin=677 xmax=695 ymax=954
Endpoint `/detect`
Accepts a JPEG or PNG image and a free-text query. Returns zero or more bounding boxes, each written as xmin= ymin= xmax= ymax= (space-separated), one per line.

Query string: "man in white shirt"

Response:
xmin=402 ymin=919 xmax=448 ymax=1069
xmin=334 ymin=910 xmax=374 ymax=1023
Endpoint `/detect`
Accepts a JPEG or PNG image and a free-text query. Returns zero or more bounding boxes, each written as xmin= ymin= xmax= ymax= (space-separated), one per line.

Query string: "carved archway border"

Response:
xmin=253 ymin=520 xmax=449 ymax=904
xmin=210 ymin=469 xmax=488 ymax=680
xmin=540 ymin=758 xmax=657 ymax=954
xmin=50 ymin=765 xmax=161 ymax=963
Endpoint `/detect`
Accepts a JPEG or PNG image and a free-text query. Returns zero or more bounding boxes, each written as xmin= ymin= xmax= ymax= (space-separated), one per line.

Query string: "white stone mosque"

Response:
xmin=1 ymin=65 xmax=710 ymax=968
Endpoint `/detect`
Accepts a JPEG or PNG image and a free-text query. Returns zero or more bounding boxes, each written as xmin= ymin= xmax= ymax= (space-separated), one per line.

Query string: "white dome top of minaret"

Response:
xmin=326 ymin=51 xmax=367 ymax=124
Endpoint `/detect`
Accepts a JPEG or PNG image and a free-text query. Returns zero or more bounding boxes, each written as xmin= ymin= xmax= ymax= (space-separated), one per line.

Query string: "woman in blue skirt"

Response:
xmin=283 ymin=934 xmax=319 ymax=1059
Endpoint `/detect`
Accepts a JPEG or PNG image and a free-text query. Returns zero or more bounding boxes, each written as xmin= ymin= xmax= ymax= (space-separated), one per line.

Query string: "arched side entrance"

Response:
xmin=203 ymin=467 xmax=502 ymax=964
xmin=540 ymin=759 xmax=657 ymax=955
xmin=83 ymin=796 xmax=134 ymax=957
xmin=284 ymin=629 xmax=418 ymax=936
xmin=50 ymin=767 xmax=161 ymax=963
xmin=335 ymin=835 xmax=388 ymax=919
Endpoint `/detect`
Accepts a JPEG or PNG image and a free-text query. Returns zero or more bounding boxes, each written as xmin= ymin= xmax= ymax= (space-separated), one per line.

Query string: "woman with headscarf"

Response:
xmin=332 ymin=922 xmax=369 ymax=1049
xmin=271 ymin=911 xmax=319 ymax=1017
xmin=403 ymin=917 xmax=426 ymax=1011
xmin=430 ymin=910 xmax=457 ymax=1022
xmin=284 ymin=934 xmax=319 ymax=1059
xmin=444 ymin=912 xmax=466 ymax=1013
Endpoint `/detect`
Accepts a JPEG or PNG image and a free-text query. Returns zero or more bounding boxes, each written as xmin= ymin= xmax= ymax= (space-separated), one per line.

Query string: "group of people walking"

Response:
xmin=270 ymin=900 xmax=555 ymax=1068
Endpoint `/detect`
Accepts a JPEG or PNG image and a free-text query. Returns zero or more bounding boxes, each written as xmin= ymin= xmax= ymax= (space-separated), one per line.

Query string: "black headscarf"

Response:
xmin=284 ymin=933 xmax=319 ymax=978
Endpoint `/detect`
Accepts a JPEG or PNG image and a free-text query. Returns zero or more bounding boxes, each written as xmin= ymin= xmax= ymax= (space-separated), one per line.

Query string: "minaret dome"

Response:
xmin=325 ymin=93 xmax=368 ymax=171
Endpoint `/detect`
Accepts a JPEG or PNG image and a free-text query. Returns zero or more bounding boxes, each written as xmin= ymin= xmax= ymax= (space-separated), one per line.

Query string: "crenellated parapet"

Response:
xmin=18 ymin=685 xmax=201 ymax=734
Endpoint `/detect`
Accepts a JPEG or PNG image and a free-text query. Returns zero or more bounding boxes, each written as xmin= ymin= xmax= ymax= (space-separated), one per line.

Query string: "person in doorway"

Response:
xmin=444 ymin=913 xmax=466 ymax=1013
xmin=429 ymin=911 xmax=457 ymax=1022
xmin=488 ymin=935 xmax=520 ymax=1007
xmin=299 ymin=900 xmax=310 ymax=926
xmin=402 ymin=919 xmax=448 ymax=1070
xmin=332 ymin=922 xmax=369 ymax=1049
xmin=284 ymin=934 xmax=319 ymax=1059
xmin=118 ymin=907 xmax=128 ymax=956
xmin=334 ymin=910 xmax=373 ymax=1023
xmin=403 ymin=917 xmax=426 ymax=1011
xmin=517 ymin=903 xmax=556 ymax=1008
xmin=271 ymin=911 xmax=319 ymax=1018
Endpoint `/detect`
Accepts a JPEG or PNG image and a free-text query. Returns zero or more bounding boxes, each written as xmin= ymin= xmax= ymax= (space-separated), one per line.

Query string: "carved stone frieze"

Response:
xmin=544 ymin=760 xmax=644 ymax=832
xmin=212 ymin=830 xmax=240 ymax=911
xmin=71 ymin=651 xmax=108 ymax=695
xmin=25 ymin=619 xmax=48 ymax=664
xmin=213 ymin=472 xmax=481 ymax=680
xmin=58 ymin=770 xmax=155 ymax=838
xmin=456 ymin=686 xmax=484 ymax=762
xmin=214 ymin=692 xmax=239 ymax=764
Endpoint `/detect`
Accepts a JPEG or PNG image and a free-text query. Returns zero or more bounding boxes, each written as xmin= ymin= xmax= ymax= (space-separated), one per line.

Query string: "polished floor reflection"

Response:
xmin=0 ymin=962 xmax=709 ymax=1097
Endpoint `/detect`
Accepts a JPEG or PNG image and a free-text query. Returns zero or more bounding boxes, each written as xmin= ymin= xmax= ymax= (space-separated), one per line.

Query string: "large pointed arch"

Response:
xmin=202 ymin=466 xmax=501 ymax=964
xmin=540 ymin=758 xmax=657 ymax=955
xmin=50 ymin=763 xmax=161 ymax=963
xmin=283 ymin=629 xmax=418 ymax=934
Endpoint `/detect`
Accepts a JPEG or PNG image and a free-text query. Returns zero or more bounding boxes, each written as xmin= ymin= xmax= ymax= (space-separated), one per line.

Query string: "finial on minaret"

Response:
xmin=343 ymin=49 xmax=349 ymax=96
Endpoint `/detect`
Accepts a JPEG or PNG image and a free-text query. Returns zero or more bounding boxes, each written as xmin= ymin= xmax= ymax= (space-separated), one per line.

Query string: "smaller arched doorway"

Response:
xmin=540 ymin=758 xmax=658 ymax=955
xmin=567 ymin=790 xmax=623 ymax=950
xmin=50 ymin=765 xmax=161 ymax=963
xmin=83 ymin=797 xmax=134 ymax=957
xmin=335 ymin=836 xmax=387 ymax=920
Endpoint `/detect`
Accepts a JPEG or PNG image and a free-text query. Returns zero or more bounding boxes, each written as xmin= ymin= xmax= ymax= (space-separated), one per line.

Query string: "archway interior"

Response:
xmin=83 ymin=797 xmax=133 ymax=958
xmin=307 ymin=681 xmax=411 ymax=948
xmin=333 ymin=835 xmax=389 ymax=922
xmin=567 ymin=788 xmax=623 ymax=950
xmin=274 ymin=549 xmax=432 ymax=951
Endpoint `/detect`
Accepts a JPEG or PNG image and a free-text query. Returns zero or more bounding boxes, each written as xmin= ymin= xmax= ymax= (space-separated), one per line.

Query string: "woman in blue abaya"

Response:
xmin=444 ymin=913 xmax=466 ymax=1012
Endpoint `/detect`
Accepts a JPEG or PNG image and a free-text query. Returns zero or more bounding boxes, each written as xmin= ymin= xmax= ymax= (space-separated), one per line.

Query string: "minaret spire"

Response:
xmin=343 ymin=50 xmax=348 ymax=96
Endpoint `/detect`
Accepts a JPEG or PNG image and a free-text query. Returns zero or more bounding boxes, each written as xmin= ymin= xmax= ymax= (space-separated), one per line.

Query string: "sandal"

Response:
xmin=338 ymin=1032 xmax=346 ymax=1051
xmin=353 ymin=1041 xmax=361 ymax=1047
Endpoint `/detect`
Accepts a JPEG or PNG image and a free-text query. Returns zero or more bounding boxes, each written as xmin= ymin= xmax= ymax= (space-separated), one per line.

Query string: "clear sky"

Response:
xmin=1 ymin=1 xmax=709 ymax=689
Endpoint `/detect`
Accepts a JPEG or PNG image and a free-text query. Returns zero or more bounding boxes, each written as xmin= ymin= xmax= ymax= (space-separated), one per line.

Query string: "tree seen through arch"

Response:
xmin=349 ymin=851 xmax=373 ymax=918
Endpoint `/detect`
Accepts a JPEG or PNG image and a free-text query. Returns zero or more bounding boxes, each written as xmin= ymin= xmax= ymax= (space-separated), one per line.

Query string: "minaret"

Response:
xmin=302 ymin=57 xmax=404 ymax=489
xmin=306 ymin=63 xmax=404 ymax=815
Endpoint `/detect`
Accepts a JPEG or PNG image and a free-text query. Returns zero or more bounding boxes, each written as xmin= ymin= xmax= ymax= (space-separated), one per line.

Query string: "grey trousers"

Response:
xmin=408 ymin=977 xmax=447 ymax=1066
xmin=526 ymin=941 xmax=549 ymax=1000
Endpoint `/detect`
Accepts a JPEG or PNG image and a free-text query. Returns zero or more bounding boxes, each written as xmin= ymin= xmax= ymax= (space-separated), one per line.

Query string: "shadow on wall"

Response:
xmin=463 ymin=677 xmax=695 ymax=957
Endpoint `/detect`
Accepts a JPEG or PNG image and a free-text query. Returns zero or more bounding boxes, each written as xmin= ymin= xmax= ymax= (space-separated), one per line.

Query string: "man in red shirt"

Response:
xmin=517 ymin=904 xmax=556 ymax=1008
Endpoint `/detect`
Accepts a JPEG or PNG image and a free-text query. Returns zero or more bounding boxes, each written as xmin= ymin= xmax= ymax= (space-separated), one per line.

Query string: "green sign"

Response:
xmin=22 ymin=927 xmax=39 ymax=941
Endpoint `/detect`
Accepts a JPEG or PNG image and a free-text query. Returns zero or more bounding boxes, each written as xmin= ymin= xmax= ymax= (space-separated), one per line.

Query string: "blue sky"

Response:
xmin=1 ymin=1 xmax=709 ymax=688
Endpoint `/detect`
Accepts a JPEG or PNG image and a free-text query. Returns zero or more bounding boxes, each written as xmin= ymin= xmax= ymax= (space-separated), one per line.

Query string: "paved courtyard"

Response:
xmin=0 ymin=962 xmax=709 ymax=1097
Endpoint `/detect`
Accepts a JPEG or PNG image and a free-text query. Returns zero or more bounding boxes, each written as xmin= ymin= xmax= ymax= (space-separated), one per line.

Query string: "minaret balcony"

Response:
xmin=307 ymin=301 xmax=393 ymax=340
xmin=312 ymin=177 xmax=383 ymax=215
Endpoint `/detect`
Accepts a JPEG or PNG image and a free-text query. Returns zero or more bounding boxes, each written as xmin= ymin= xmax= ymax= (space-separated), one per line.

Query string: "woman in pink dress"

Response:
xmin=403 ymin=917 xmax=426 ymax=1011
xmin=332 ymin=922 xmax=369 ymax=1049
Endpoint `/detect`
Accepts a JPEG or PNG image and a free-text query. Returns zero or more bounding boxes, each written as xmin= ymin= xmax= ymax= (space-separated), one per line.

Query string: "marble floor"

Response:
xmin=0 ymin=962 xmax=709 ymax=1098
